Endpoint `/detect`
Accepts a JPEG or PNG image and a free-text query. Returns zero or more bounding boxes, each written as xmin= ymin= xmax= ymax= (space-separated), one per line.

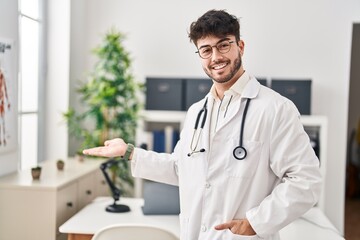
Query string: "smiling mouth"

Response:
xmin=212 ymin=62 xmax=228 ymax=70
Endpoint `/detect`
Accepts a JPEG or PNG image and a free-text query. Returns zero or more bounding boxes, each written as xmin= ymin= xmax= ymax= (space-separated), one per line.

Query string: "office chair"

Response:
xmin=91 ymin=223 xmax=179 ymax=240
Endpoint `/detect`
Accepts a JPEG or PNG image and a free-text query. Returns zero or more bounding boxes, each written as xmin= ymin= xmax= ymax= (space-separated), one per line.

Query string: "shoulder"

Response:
xmin=254 ymin=82 xmax=300 ymax=117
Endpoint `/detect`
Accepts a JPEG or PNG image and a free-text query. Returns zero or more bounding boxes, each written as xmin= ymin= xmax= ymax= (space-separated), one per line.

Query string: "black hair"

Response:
xmin=188 ymin=9 xmax=240 ymax=45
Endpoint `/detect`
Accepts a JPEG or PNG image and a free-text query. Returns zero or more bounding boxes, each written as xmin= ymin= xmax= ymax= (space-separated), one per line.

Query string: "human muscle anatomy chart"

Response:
xmin=0 ymin=67 xmax=10 ymax=145
xmin=0 ymin=38 xmax=16 ymax=152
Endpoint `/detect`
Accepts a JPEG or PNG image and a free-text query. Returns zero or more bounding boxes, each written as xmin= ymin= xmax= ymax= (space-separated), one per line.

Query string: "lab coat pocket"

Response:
xmin=225 ymin=139 xmax=262 ymax=178
xmin=224 ymin=229 xmax=261 ymax=239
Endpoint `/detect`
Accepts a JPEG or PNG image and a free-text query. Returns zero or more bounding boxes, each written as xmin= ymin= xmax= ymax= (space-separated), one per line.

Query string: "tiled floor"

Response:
xmin=345 ymin=197 xmax=360 ymax=240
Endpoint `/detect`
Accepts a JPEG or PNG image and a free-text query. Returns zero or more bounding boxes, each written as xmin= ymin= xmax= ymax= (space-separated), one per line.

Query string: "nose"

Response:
xmin=211 ymin=47 xmax=224 ymax=61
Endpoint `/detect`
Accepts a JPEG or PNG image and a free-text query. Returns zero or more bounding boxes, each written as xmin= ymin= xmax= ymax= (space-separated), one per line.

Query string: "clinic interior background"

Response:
xmin=1 ymin=0 xmax=360 ymax=235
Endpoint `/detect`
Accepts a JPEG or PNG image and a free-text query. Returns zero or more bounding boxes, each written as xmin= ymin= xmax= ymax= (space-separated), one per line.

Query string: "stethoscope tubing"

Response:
xmin=188 ymin=97 xmax=251 ymax=160
xmin=239 ymin=98 xmax=251 ymax=147
xmin=190 ymin=98 xmax=208 ymax=153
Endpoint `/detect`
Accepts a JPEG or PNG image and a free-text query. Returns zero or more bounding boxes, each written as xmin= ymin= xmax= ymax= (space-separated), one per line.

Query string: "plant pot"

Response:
xmin=31 ymin=168 xmax=41 ymax=180
xmin=76 ymin=153 xmax=84 ymax=162
xmin=57 ymin=161 xmax=65 ymax=170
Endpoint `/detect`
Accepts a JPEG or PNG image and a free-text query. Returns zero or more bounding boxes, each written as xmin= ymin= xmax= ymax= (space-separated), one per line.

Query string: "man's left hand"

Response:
xmin=214 ymin=218 xmax=256 ymax=236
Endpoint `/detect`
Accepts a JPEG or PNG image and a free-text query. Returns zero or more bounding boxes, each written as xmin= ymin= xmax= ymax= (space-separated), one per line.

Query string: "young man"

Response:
xmin=83 ymin=9 xmax=322 ymax=240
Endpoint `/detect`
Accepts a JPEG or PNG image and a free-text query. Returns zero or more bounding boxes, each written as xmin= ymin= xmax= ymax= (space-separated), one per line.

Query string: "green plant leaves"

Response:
xmin=64 ymin=29 xmax=143 ymax=190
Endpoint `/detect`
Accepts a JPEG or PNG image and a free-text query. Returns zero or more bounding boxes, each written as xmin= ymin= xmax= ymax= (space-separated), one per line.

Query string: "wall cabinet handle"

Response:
xmin=86 ymin=190 xmax=92 ymax=195
xmin=66 ymin=202 xmax=73 ymax=207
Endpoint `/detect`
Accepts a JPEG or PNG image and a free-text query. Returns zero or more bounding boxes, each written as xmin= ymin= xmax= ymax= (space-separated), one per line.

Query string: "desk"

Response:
xmin=59 ymin=197 xmax=179 ymax=240
xmin=59 ymin=197 xmax=344 ymax=240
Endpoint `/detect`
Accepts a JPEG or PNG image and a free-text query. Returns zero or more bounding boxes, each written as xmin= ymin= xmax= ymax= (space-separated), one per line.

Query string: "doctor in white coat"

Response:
xmin=83 ymin=9 xmax=322 ymax=240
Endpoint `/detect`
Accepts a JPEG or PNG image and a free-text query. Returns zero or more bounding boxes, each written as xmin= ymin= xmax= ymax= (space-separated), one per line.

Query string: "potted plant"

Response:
xmin=31 ymin=166 xmax=42 ymax=180
xmin=75 ymin=150 xmax=84 ymax=162
xmin=64 ymin=29 xmax=143 ymax=193
xmin=57 ymin=159 xmax=65 ymax=170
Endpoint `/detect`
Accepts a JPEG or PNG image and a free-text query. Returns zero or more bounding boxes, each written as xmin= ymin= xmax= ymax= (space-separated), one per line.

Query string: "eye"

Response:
xmin=218 ymin=42 xmax=230 ymax=51
xmin=200 ymin=47 xmax=211 ymax=53
xmin=200 ymin=47 xmax=212 ymax=54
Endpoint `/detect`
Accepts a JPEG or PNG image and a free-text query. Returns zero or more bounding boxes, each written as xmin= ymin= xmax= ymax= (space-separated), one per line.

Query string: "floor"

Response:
xmin=345 ymin=197 xmax=360 ymax=239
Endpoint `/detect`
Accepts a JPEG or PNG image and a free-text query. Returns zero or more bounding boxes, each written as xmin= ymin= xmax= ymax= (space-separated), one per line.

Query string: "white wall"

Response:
xmin=0 ymin=0 xmax=19 ymax=176
xmin=69 ymin=0 xmax=360 ymax=233
xmin=44 ymin=0 xmax=70 ymax=161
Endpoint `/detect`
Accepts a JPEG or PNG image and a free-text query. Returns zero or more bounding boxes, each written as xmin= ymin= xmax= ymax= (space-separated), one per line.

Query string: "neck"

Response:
xmin=214 ymin=69 xmax=245 ymax=99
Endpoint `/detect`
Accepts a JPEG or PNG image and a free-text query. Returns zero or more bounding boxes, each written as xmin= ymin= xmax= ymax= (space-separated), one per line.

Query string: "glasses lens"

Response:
xmin=199 ymin=46 xmax=212 ymax=59
xmin=217 ymin=41 xmax=231 ymax=54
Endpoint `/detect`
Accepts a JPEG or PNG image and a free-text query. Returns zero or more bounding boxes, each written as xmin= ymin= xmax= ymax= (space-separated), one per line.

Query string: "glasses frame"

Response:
xmin=195 ymin=40 xmax=235 ymax=59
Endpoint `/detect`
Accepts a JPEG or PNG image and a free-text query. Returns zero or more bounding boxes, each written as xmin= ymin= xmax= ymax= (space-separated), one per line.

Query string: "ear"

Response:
xmin=238 ymin=40 xmax=245 ymax=55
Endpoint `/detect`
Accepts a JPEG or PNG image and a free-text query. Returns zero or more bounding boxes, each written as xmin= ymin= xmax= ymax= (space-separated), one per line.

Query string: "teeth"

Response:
xmin=213 ymin=63 xmax=227 ymax=70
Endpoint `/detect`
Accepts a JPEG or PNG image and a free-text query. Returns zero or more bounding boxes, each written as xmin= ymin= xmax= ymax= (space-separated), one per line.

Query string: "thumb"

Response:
xmin=214 ymin=222 xmax=233 ymax=230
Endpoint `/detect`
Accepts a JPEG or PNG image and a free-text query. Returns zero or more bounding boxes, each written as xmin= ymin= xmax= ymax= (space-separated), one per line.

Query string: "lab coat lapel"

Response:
xmin=242 ymin=76 xmax=261 ymax=99
xmin=214 ymin=77 xmax=261 ymax=132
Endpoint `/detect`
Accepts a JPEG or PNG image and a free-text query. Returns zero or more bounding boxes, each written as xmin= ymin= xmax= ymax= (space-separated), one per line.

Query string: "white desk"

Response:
xmin=59 ymin=197 xmax=344 ymax=240
xmin=59 ymin=197 xmax=180 ymax=240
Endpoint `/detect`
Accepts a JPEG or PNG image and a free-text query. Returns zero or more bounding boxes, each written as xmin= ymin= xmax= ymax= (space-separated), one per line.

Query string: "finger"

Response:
xmin=214 ymin=222 xmax=233 ymax=230
xmin=82 ymin=147 xmax=108 ymax=156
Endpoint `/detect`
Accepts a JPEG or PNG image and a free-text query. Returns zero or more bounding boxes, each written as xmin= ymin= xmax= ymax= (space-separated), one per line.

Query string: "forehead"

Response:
xmin=196 ymin=35 xmax=234 ymax=48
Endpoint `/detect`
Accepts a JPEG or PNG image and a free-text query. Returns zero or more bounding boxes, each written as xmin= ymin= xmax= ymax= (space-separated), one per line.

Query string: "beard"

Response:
xmin=203 ymin=52 xmax=242 ymax=84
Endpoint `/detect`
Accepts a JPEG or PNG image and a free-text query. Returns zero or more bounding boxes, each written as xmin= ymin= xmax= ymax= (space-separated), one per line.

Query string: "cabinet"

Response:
xmin=0 ymin=158 xmax=109 ymax=240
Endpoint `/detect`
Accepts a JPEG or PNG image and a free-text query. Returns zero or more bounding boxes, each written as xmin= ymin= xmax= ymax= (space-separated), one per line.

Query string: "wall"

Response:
xmin=68 ymin=0 xmax=88 ymax=155
xmin=0 ymin=0 xmax=19 ymax=176
xmin=44 ymin=0 xmax=70 ymax=161
xmin=69 ymin=0 xmax=360 ymax=233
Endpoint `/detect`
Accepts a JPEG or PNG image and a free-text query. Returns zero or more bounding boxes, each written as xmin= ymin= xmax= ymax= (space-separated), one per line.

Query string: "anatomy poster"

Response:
xmin=0 ymin=38 xmax=17 ymax=153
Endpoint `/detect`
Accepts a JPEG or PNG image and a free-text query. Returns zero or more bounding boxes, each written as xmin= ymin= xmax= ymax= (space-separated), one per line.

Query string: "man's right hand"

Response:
xmin=82 ymin=138 xmax=127 ymax=158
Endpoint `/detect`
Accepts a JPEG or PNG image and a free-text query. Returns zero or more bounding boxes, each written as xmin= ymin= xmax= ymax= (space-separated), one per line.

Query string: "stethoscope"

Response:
xmin=188 ymin=97 xmax=251 ymax=160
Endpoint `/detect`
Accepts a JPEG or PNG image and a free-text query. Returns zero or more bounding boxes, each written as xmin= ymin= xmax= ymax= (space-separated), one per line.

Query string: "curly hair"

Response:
xmin=188 ymin=9 xmax=240 ymax=45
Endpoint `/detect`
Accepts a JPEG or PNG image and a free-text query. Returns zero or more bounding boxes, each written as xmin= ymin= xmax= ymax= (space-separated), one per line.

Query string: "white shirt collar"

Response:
xmin=209 ymin=71 xmax=250 ymax=100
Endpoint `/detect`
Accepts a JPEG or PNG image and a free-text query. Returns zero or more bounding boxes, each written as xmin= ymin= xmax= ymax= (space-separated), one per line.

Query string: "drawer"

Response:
xmin=94 ymin=169 xmax=110 ymax=197
xmin=57 ymin=183 xmax=78 ymax=230
xmin=78 ymin=173 xmax=96 ymax=209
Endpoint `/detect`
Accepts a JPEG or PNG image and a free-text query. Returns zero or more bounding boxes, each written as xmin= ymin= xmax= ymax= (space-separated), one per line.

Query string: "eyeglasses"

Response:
xmin=196 ymin=40 xmax=235 ymax=59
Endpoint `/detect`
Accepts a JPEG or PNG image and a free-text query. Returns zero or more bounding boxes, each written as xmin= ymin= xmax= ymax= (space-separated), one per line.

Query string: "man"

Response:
xmin=83 ymin=9 xmax=322 ymax=239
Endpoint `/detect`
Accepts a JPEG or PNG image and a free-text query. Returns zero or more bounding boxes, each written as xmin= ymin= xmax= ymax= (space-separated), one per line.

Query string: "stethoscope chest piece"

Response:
xmin=233 ymin=146 xmax=247 ymax=160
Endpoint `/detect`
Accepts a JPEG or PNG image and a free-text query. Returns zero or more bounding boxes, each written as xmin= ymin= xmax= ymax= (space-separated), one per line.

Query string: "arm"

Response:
xmin=214 ymin=101 xmax=322 ymax=237
xmin=246 ymin=101 xmax=322 ymax=237
xmin=83 ymin=138 xmax=179 ymax=186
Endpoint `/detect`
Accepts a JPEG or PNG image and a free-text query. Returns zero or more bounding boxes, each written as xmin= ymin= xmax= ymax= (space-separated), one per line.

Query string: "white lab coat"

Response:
xmin=131 ymin=77 xmax=322 ymax=240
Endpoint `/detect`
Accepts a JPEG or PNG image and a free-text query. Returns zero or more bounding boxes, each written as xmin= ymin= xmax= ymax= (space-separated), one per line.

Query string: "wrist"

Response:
xmin=123 ymin=143 xmax=134 ymax=161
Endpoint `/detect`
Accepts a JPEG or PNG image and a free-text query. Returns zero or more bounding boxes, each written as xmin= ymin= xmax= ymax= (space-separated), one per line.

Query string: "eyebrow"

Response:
xmin=198 ymin=37 xmax=231 ymax=50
